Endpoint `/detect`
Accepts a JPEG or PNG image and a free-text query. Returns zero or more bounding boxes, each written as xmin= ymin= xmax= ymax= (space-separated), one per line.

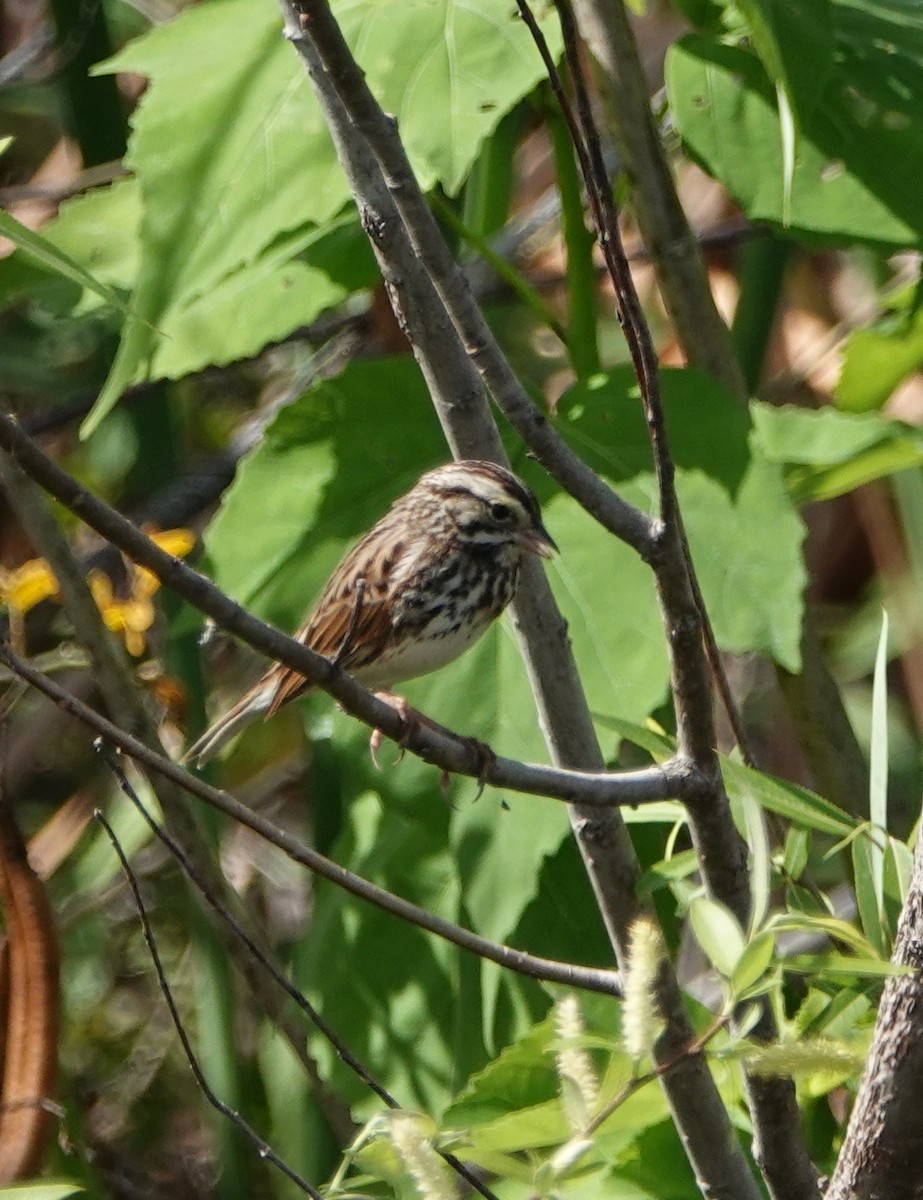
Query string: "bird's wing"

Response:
xmin=264 ymin=531 xmax=401 ymax=716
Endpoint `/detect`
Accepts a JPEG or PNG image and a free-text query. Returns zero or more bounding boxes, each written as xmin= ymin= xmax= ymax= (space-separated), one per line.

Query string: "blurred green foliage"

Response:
xmin=2 ymin=0 xmax=923 ymax=1196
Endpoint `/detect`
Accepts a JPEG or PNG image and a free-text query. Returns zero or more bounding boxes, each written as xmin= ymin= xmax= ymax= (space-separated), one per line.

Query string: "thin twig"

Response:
xmin=585 ymin=1010 xmax=731 ymax=1137
xmin=567 ymin=0 xmax=747 ymax=399
xmin=95 ymin=808 xmax=323 ymax=1199
xmin=0 ymin=161 xmax=129 ymax=206
xmin=96 ymin=744 xmax=501 ymax=1200
xmin=526 ymin=5 xmax=818 ymax=1196
xmin=0 ymin=409 xmax=695 ymax=810
xmin=279 ymin=8 xmax=765 ymax=1199
xmin=0 ymin=640 xmax=623 ymax=998
xmin=519 ymin=0 xmax=757 ymax=768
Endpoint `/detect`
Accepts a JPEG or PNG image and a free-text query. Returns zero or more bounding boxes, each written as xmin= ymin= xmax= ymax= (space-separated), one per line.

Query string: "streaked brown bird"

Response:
xmin=186 ymin=460 xmax=557 ymax=764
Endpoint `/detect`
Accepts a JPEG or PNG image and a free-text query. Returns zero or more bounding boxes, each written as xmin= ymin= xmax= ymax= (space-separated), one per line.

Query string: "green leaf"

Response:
xmin=88 ymin=0 xmax=563 ymax=431
xmin=838 ymin=302 xmax=923 ymax=412
xmin=768 ymin=912 xmax=879 ymax=959
xmin=735 ymin=0 xmax=833 ymax=119
xmin=730 ymin=930 xmax=776 ymax=996
xmin=885 ymin=835 xmax=914 ymax=909
xmin=795 ymin=987 xmax=872 ymax=1039
xmin=737 ymin=781 xmax=771 ymax=933
xmin=258 ymin=1024 xmax=319 ymax=1188
xmin=591 ymin=714 xmax=676 ymax=760
xmin=0 ymin=1187 xmax=83 ymax=1200
xmin=639 ymin=848 xmax=699 ymax=895
xmin=558 ymin=369 xmax=806 ymax=670
xmin=782 ymin=826 xmax=811 ymax=879
xmin=723 ymin=758 xmax=856 ymax=837
xmin=785 ymin=953 xmax=905 ymax=979
xmin=302 ymin=790 xmax=488 ymax=1111
xmin=445 ymin=1013 xmax=560 ymax=1125
xmin=869 ymin=609 xmax=890 ymax=923
xmin=689 ymin=897 xmax=746 ymax=978
xmin=668 ymin=9 xmax=923 ymax=248
xmin=74 ymin=774 xmax=162 ymax=895
xmin=752 ymin=402 xmax=923 ymax=502
xmin=852 ymin=834 xmax=887 ymax=958
xmin=19 ymin=177 xmax=141 ymax=299
xmin=678 ymin=455 xmax=805 ymax=669
xmin=154 ymin=252 xmax=350 ymax=379
xmin=0 ymin=207 xmax=136 ymax=318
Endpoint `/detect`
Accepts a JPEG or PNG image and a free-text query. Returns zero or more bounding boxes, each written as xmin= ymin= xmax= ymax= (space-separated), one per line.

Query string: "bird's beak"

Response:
xmin=518 ymin=524 xmax=558 ymax=559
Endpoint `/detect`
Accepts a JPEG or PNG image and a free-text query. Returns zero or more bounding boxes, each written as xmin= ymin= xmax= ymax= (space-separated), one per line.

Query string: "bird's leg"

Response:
xmin=368 ymin=692 xmax=418 ymax=768
xmin=369 ymin=692 xmax=496 ymax=792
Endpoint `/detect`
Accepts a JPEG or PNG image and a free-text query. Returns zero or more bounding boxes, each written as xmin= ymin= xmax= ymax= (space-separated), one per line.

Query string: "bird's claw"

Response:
xmin=459 ymin=735 xmax=496 ymax=798
xmin=369 ymin=692 xmax=415 ymax=768
xmin=367 ymin=692 xmax=495 ymax=797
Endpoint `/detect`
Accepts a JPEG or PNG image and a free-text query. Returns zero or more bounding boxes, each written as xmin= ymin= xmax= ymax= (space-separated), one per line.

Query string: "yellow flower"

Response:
xmin=0 ymin=559 xmax=59 ymax=612
xmin=88 ymin=568 xmax=156 ymax=657
xmin=148 ymin=528 xmax=196 ymax=558
xmin=1 ymin=528 xmax=196 ymax=656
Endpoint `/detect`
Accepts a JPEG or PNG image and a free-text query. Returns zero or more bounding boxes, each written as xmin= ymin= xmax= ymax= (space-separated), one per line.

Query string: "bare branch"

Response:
xmin=95 ymin=808 xmax=323 ymax=1200
xmin=826 ymin=814 xmax=923 ymax=1199
xmin=525 ymin=5 xmax=820 ymax=1196
xmin=0 ymin=410 xmax=693 ymax=809
xmin=0 ymin=640 xmax=623 ymax=999
xmin=97 ymin=745 xmax=502 ymax=1200
xmin=284 ymin=5 xmax=655 ymax=560
xmin=279 ymin=5 xmax=765 ymax=1198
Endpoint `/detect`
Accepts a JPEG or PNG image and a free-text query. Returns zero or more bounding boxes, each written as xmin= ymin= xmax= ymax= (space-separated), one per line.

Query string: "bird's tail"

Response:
xmin=183 ymin=680 xmax=277 ymax=766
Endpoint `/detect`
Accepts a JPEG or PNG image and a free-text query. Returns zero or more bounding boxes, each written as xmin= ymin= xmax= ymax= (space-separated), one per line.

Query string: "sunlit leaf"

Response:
xmin=689 ymin=897 xmax=746 ymax=978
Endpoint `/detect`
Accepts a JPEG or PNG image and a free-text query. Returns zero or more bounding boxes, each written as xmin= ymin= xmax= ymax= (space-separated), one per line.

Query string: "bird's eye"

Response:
xmin=490 ymin=501 xmax=512 ymax=521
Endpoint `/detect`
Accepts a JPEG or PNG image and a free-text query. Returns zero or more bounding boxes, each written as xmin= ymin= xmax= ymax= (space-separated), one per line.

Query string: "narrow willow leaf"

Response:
xmin=738 ymin=783 xmax=771 ymax=933
xmin=723 ymin=757 xmax=855 ymax=837
xmin=731 ymin=930 xmax=776 ymax=997
xmin=869 ymin=608 xmax=890 ymax=924
xmin=0 ymin=209 xmax=136 ymax=319
xmin=767 ymin=912 xmax=878 ymax=959
xmin=851 ymin=836 xmax=887 ymax=958
xmin=783 ymin=827 xmax=811 ymax=880
xmin=689 ymin=897 xmax=746 ymax=978
xmin=785 ymin=954 xmax=906 ymax=979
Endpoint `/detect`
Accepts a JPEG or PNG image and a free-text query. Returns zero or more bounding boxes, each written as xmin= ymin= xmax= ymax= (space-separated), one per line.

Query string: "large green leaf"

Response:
xmin=87 ymin=0 xmax=563 ymax=431
xmin=202 ymin=357 xmax=806 ymax=1100
xmin=668 ymin=0 xmax=923 ymax=247
xmin=735 ymin=0 xmax=833 ymax=123
xmin=837 ymin=295 xmax=923 ymax=413
xmin=752 ymin=402 xmax=923 ymax=502
xmin=0 ymin=206 xmax=137 ymax=317
xmin=555 ymin=369 xmax=806 ymax=670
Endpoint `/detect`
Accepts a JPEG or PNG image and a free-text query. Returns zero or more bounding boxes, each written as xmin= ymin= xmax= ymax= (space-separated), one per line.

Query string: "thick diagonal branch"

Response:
xmin=525 ymin=5 xmax=819 ymax=1196
xmin=280 ymin=5 xmax=763 ymax=1198
xmin=0 ymin=447 xmax=355 ymax=1141
xmin=0 ymin=640 xmax=622 ymax=999
xmin=0 ymin=411 xmax=693 ymax=810
xmin=825 ymin=810 xmax=923 ymax=1199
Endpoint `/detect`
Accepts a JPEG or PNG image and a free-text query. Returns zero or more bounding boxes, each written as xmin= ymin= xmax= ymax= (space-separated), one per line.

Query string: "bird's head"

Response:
xmin=420 ymin=460 xmax=557 ymax=559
